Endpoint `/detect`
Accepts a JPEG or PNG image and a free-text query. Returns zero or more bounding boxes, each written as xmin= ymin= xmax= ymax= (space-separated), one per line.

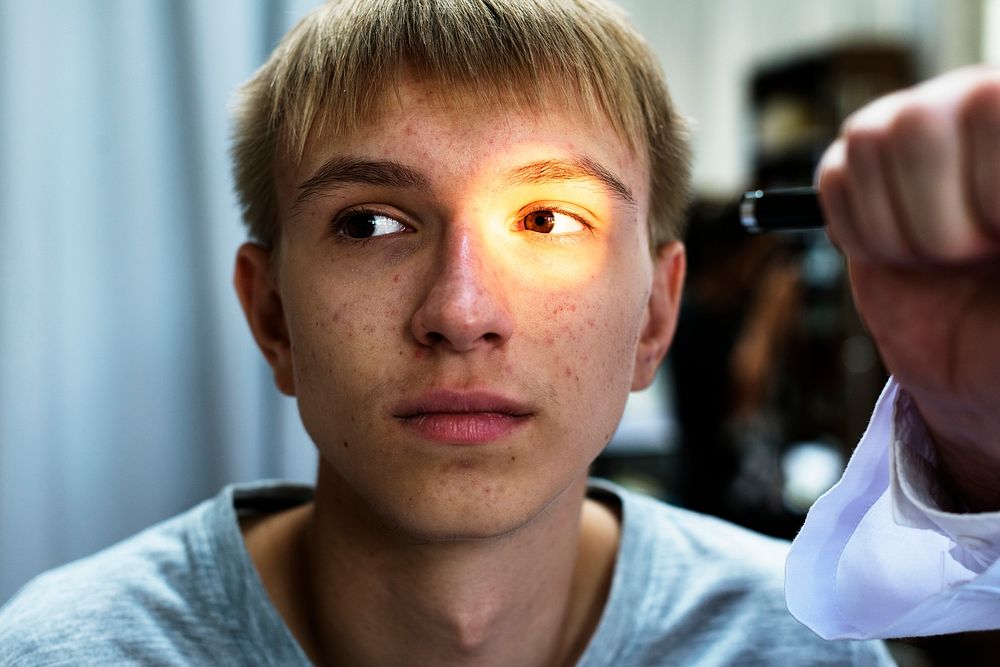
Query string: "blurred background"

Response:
xmin=0 ymin=1 xmax=997 ymax=662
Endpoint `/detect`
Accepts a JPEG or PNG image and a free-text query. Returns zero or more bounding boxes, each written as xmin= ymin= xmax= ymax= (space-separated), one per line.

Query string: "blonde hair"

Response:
xmin=231 ymin=0 xmax=690 ymax=251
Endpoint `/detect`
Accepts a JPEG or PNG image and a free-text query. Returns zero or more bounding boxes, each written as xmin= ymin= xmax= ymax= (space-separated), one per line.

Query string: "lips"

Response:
xmin=392 ymin=390 xmax=534 ymax=444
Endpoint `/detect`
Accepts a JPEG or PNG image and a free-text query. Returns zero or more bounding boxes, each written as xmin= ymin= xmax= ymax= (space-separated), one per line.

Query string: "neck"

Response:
xmin=276 ymin=463 xmax=618 ymax=667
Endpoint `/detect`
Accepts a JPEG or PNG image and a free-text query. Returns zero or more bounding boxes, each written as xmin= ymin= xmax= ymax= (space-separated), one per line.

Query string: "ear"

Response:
xmin=233 ymin=242 xmax=296 ymax=396
xmin=631 ymin=241 xmax=685 ymax=390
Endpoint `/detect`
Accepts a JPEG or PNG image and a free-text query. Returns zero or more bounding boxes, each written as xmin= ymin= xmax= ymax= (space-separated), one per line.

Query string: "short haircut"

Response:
xmin=231 ymin=0 xmax=691 ymax=252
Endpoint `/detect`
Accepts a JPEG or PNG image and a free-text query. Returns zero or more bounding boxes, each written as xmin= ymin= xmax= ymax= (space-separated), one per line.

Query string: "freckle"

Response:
xmin=393 ymin=274 xmax=400 ymax=283
xmin=510 ymin=456 xmax=516 ymax=462
xmin=343 ymin=441 xmax=348 ymax=448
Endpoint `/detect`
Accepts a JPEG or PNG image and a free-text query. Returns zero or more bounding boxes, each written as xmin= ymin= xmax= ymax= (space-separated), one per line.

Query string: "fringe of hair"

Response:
xmin=230 ymin=0 xmax=691 ymax=251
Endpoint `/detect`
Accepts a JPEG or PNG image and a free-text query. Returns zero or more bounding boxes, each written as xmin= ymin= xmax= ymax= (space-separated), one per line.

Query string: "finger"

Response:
xmin=815 ymin=139 xmax=866 ymax=258
xmin=841 ymin=119 xmax=915 ymax=263
xmin=959 ymin=73 xmax=1000 ymax=243
xmin=881 ymin=70 xmax=1000 ymax=264
xmin=883 ymin=95 xmax=981 ymax=263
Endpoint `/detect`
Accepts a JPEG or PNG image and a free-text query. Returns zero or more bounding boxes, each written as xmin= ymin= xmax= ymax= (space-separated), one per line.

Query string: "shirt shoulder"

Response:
xmin=0 ymin=497 xmax=227 ymax=665
xmin=0 ymin=482 xmax=311 ymax=666
xmin=581 ymin=481 xmax=895 ymax=666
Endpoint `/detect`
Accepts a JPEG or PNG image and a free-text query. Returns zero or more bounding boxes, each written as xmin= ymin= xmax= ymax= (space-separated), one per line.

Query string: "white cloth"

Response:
xmin=786 ymin=378 xmax=1000 ymax=639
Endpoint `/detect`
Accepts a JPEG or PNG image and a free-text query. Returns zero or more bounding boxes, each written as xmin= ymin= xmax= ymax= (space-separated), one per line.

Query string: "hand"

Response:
xmin=817 ymin=66 xmax=1000 ymax=511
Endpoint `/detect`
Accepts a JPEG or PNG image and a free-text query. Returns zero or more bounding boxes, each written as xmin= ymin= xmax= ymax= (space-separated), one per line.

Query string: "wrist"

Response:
xmin=909 ymin=392 xmax=1000 ymax=513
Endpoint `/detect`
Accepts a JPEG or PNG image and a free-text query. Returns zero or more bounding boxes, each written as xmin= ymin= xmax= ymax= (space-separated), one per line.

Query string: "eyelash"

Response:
xmin=328 ymin=204 xmax=594 ymax=244
xmin=516 ymin=204 xmax=594 ymax=243
xmin=329 ymin=206 xmax=411 ymax=245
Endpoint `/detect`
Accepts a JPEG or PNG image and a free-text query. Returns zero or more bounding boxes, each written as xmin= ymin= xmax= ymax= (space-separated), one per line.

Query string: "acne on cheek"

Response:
xmin=545 ymin=312 xmax=583 ymax=346
xmin=571 ymin=300 xmax=639 ymax=386
xmin=297 ymin=299 xmax=379 ymax=382
xmin=549 ymin=303 xmax=577 ymax=315
xmin=562 ymin=366 xmax=582 ymax=386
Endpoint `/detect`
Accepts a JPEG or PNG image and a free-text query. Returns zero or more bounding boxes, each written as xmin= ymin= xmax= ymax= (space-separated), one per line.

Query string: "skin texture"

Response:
xmin=817 ymin=66 xmax=1000 ymax=511
xmin=233 ymin=64 xmax=999 ymax=663
xmin=234 ymin=77 xmax=684 ymax=666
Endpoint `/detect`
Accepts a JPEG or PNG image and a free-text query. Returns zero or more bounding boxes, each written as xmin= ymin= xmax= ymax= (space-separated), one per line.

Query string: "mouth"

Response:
xmin=392 ymin=390 xmax=534 ymax=445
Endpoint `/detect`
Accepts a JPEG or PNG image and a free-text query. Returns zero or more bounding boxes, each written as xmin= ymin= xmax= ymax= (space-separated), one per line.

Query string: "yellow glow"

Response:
xmin=473 ymin=140 xmax=650 ymax=288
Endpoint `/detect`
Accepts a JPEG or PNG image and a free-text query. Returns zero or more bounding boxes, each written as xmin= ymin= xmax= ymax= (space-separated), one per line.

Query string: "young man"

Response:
xmin=1 ymin=1 xmax=997 ymax=664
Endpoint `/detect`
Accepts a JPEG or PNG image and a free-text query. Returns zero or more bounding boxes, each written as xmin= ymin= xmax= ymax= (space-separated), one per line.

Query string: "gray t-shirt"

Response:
xmin=0 ymin=480 xmax=893 ymax=665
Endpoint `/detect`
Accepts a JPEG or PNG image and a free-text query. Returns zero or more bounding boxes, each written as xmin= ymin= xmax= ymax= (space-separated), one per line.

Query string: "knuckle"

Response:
xmin=959 ymin=78 xmax=1000 ymax=128
xmin=842 ymin=126 xmax=882 ymax=169
xmin=816 ymin=152 xmax=847 ymax=194
xmin=842 ymin=90 xmax=906 ymax=136
xmin=843 ymin=122 xmax=878 ymax=144
xmin=815 ymin=139 xmax=846 ymax=186
xmin=909 ymin=217 xmax=987 ymax=264
xmin=885 ymin=103 xmax=948 ymax=166
xmin=886 ymin=103 xmax=940 ymax=144
xmin=935 ymin=233 xmax=985 ymax=263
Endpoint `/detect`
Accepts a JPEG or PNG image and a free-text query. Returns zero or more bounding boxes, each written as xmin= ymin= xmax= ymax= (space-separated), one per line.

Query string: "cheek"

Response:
xmin=538 ymin=280 xmax=643 ymax=370
xmin=522 ymin=225 xmax=652 ymax=389
xmin=528 ymin=279 xmax=646 ymax=441
xmin=283 ymin=271 xmax=412 ymax=431
xmin=291 ymin=270 xmax=407 ymax=356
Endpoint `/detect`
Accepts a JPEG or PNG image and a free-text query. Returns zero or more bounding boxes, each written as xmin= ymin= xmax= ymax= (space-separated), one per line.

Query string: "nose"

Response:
xmin=410 ymin=226 xmax=514 ymax=353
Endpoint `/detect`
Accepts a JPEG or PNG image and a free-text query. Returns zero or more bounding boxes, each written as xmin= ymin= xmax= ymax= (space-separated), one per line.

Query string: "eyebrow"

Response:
xmin=293 ymin=157 xmax=432 ymax=211
xmin=502 ymin=157 xmax=636 ymax=208
xmin=292 ymin=154 xmax=636 ymax=211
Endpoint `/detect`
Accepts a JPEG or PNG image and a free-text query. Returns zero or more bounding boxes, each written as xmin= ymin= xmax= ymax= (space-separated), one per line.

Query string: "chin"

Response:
xmin=388 ymin=518 xmax=529 ymax=543
xmin=314 ymin=441 xmax=590 ymax=543
xmin=357 ymin=462 xmax=588 ymax=544
xmin=371 ymin=482 xmax=556 ymax=543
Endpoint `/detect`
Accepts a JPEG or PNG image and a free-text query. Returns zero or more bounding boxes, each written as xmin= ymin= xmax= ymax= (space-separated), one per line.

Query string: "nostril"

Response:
xmin=426 ymin=331 xmax=445 ymax=344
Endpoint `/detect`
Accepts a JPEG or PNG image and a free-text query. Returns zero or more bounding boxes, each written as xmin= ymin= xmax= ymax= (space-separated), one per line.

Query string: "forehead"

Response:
xmin=278 ymin=76 xmax=650 ymax=212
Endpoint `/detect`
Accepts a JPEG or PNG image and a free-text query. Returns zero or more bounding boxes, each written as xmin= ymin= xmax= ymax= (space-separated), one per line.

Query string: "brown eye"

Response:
xmin=336 ymin=212 xmax=407 ymax=239
xmin=524 ymin=210 xmax=556 ymax=234
xmin=520 ymin=209 xmax=585 ymax=235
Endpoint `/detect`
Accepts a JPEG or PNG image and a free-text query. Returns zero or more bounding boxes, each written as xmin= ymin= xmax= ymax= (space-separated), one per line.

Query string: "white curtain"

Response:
xmin=0 ymin=0 xmax=321 ymax=601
